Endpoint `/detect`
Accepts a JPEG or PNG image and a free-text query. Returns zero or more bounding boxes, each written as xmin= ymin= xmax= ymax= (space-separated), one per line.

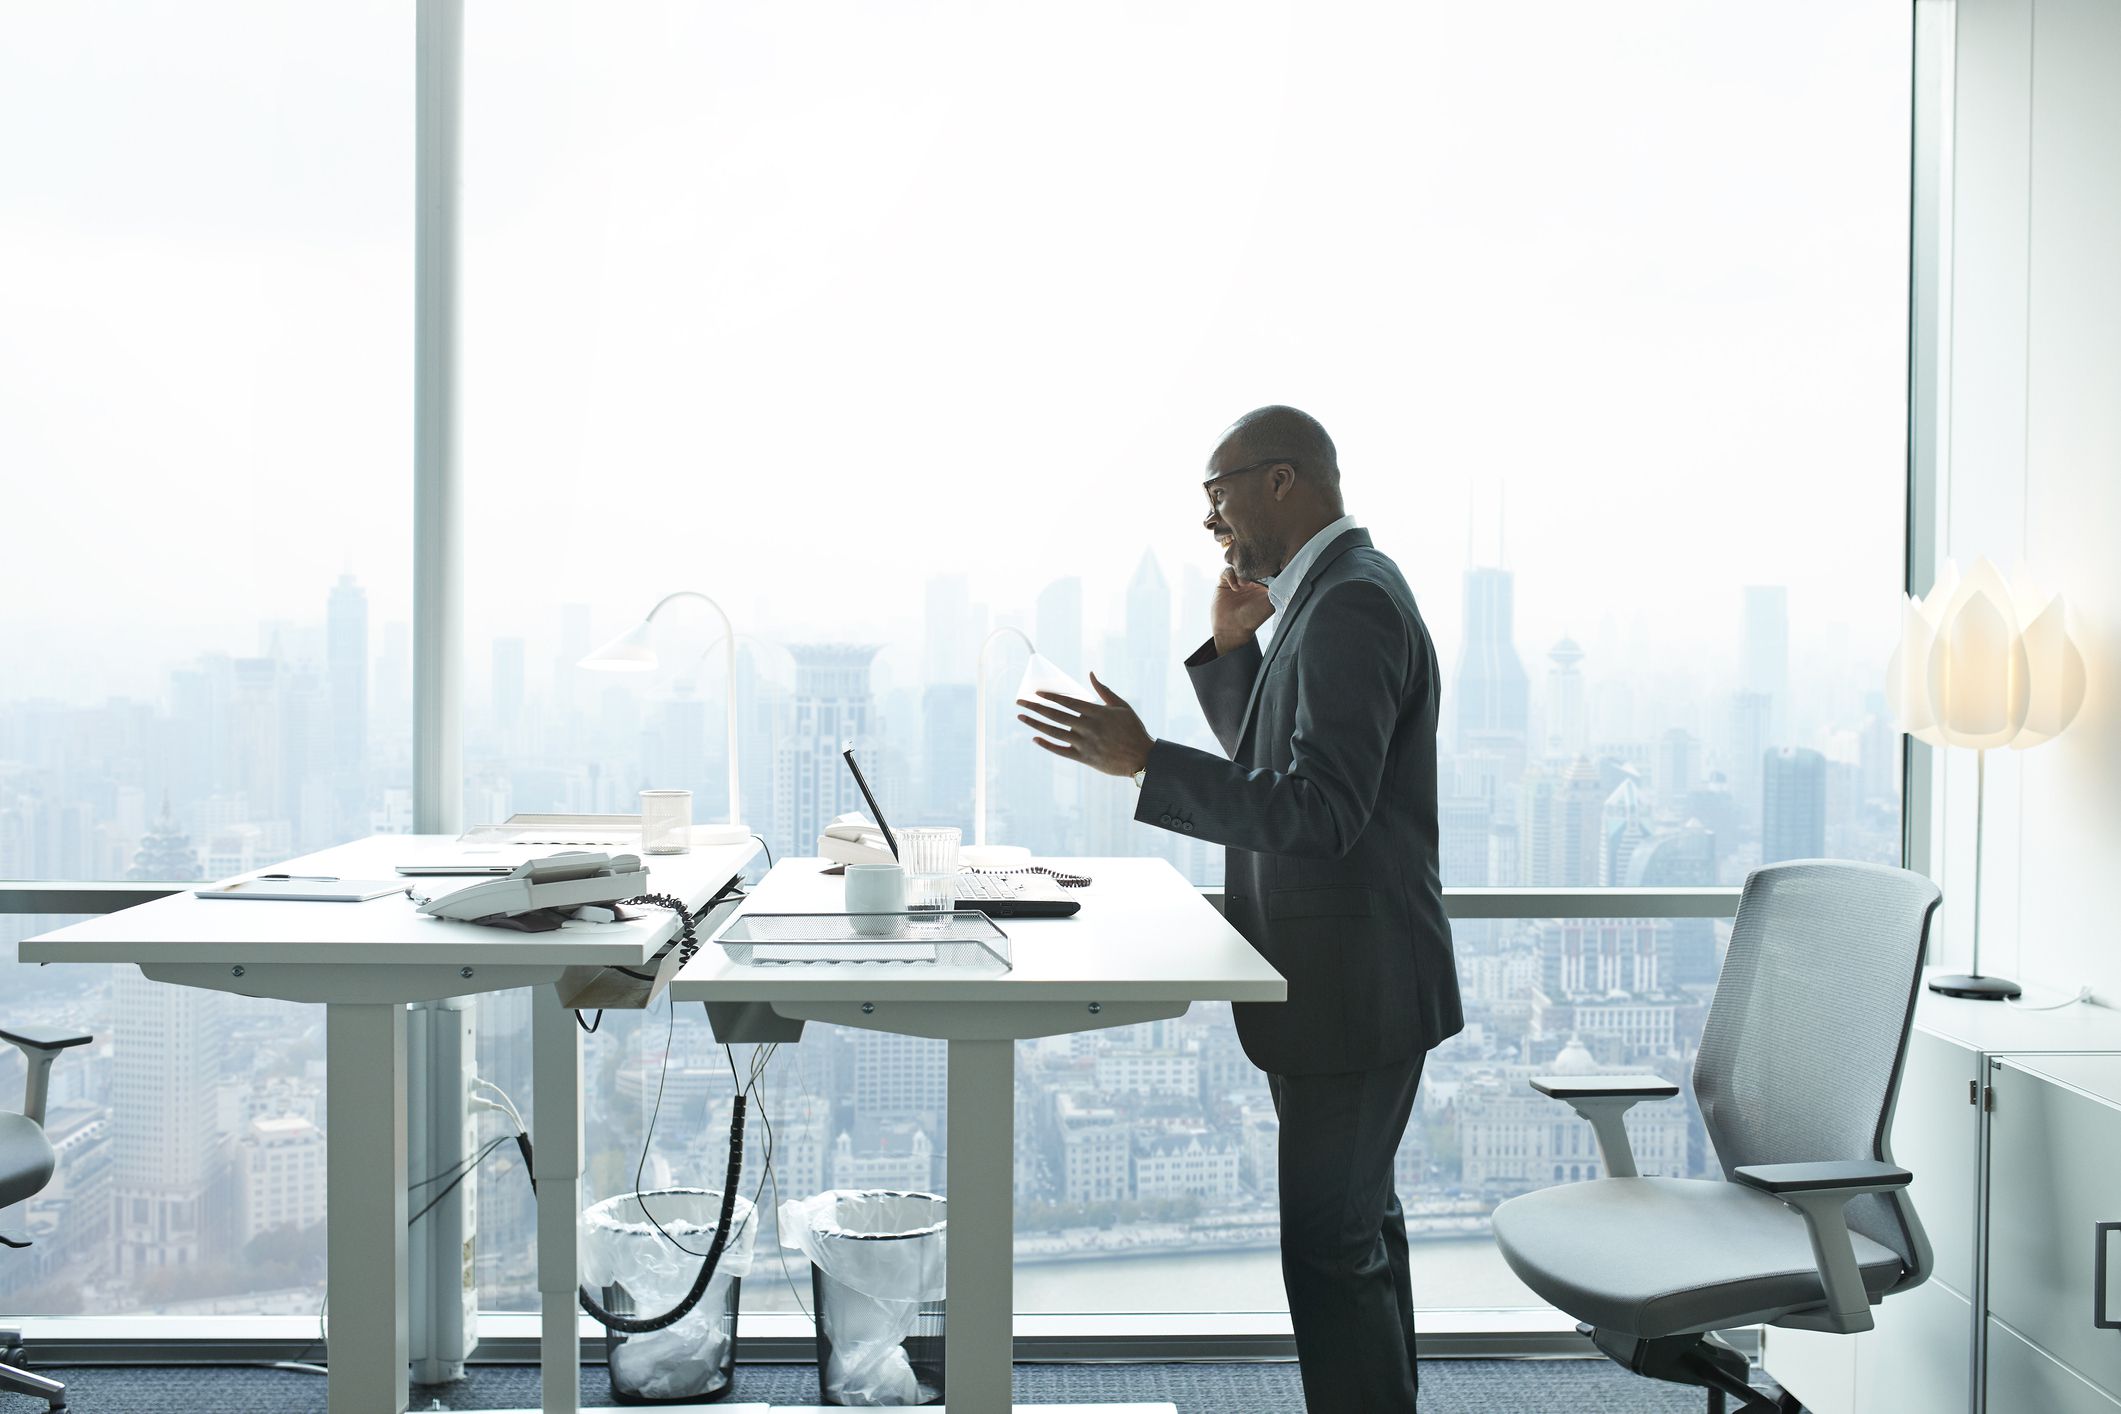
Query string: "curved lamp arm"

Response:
xmin=975 ymin=626 xmax=1036 ymax=846
xmin=583 ymin=590 xmax=741 ymax=828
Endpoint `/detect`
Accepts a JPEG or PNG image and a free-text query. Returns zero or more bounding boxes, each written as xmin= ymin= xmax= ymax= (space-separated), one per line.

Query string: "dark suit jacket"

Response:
xmin=1135 ymin=528 xmax=1462 ymax=1076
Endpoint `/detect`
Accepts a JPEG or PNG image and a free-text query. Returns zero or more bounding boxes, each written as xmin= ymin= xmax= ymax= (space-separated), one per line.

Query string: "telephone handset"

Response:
xmin=820 ymin=814 xmax=896 ymax=868
xmin=414 ymin=851 xmax=650 ymax=922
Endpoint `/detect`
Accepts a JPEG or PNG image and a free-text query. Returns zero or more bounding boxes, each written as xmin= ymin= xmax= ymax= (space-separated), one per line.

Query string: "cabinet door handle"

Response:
xmin=2096 ymin=1222 xmax=2121 ymax=1331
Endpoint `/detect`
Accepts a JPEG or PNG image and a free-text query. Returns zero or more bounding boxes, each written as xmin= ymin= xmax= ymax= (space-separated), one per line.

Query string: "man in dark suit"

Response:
xmin=1016 ymin=405 xmax=1461 ymax=1411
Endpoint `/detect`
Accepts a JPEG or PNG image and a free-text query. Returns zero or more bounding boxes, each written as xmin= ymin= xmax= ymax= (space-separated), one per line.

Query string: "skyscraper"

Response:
xmin=1762 ymin=746 xmax=1827 ymax=863
xmin=923 ymin=574 xmax=981 ymax=686
xmin=326 ymin=574 xmax=368 ymax=839
xmin=1124 ymin=552 xmax=1171 ymax=734
xmin=1035 ymin=577 xmax=1084 ymax=678
xmin=1742 ymin=586 xmax=1790 ymax=744
xmin=1545 ymin=636 xmax=1587 ymax=760
xmin=112 ymin=969 xmax=228 ymax=1276
xmin=491 ymin=637 xmax=526 ymax=733
xmin=921 ymin=682 xmax=975 ymax=826
xmin=775 ymin=645 xmax=880 ymax=857
xmin=1599 ymin=772 xmax=1652 ymax=887
xmin=1452 ymin=566 xmax=1530 ymax=753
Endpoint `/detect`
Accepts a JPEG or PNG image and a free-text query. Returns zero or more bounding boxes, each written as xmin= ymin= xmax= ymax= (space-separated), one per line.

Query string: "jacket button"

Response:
xmin=1159 ymin=815 xmax=1172 ymax=826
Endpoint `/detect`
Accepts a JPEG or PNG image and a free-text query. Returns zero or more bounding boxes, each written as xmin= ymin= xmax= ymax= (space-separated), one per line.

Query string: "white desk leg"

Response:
xmin=532 ymin=986 xmax=584 ymax=1414
xmin=946 ymin=1037 xmax=1015 ymax=1412
xmin=326 ymin=1002 xmax=409 ymax=1414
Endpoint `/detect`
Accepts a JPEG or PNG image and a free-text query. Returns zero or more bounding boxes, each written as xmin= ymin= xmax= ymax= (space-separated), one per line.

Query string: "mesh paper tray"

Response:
xmin=713 ymin=912 xmax=1012 ymax=969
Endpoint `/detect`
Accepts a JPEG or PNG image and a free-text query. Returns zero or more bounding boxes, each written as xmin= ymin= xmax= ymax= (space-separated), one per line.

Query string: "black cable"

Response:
xmin=627 ymin=995 xmax=710 ymax=1259
xmin=750 ymin=833 xmax=775 ymax=869
xmin=576 ymin=1010 xmax=603 ymax=1033
xmin=409 ymin=1134 xmax=513 ymax=1228
xmin=578 ymin=1095 xmax=746 ymax=1334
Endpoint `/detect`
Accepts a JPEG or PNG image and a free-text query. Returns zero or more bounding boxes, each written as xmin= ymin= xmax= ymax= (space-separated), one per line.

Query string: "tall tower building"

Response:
xmin=1035 ymin=577 xmax=1084 ymax=674
xmin=921 ymin=682 xmax=976 ymax=827
xmin=1545 ymin=637 xmax=1588 ymax=760
xmin=492 ymin=637 xmax=526 ymax=733
xmin=1452 ymin=567 xmax=1530 ymax=753
xmin=923 ymin=574 xmax=982 ymax=686
xmin=326 ymin=573 xmax=368 ymax=839
xmin=1725 ymin=691 xmax=1773 ymax=829
xmin=1125 ymin=553 xmax=1171 ymax=734
xmin=111 ymin=969 xmax=228 ymax=1276
xmin=1742 ymin=586 xmax=1790 ymax=744
xmin=1599 ymin=773 xmax=1653 ymax=887
xmin=775 ymin=645 xmax=880 ymax=857
xmin=1762 ymin=746 xmax=1827 ymax=863
xmin=1555 ymin=757 xmax=1605 ymax=888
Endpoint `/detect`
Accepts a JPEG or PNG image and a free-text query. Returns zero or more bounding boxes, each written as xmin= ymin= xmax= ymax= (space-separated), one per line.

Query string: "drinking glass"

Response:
xmin=897 ymin=827 xmax=961 ymax=928
xmin=640 ymin=789 xmax=692 ymax=855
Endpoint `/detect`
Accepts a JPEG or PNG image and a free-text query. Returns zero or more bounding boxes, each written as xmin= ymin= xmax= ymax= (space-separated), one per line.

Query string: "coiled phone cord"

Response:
xmin=576 ymin=1093 xmax=747 ymax=1333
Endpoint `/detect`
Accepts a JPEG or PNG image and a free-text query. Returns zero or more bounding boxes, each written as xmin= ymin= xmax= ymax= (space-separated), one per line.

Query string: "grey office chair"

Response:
xmin=1 ymin=1024 xmax=93 ymax=1412
xmin=1492 ymin=860 xmax=1942 ymax=1414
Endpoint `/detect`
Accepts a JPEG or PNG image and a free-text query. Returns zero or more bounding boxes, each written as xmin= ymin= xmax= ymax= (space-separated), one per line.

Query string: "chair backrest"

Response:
xmin=1691 ymin=859 xmax=1943 ymax=1284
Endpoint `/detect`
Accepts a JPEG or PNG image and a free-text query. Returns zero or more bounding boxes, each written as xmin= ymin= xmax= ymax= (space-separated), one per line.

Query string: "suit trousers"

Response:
xmin=1269 ymin=1055 xmax=1426 ymax=1412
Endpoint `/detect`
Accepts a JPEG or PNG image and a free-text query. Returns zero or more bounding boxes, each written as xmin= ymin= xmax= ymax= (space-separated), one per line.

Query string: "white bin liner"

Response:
xmin=580 ymin=1188 xmax=757 ymax=1401
xmin=781 ymin=1190 xmax=948 ymax=1407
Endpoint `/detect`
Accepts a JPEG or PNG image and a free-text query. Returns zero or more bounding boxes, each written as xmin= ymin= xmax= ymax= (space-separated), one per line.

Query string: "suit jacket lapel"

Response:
xmin=1234 ymin=528 xmax=1371 ymax=750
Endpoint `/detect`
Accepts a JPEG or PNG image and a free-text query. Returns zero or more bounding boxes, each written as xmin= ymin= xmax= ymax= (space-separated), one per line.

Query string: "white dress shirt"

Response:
xmin=1262 ymin=514 xmax=1360 ymax=615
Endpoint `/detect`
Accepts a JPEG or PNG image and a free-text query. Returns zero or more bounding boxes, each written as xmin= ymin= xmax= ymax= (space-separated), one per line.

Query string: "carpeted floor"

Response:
xmin=3 ymin=1359 xmax=1742 ymax=1411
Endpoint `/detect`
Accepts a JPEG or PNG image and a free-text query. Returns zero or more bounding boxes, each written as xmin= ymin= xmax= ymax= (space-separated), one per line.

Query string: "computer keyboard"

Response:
xmin=954 ymin=872 xmax=1021 ymax=902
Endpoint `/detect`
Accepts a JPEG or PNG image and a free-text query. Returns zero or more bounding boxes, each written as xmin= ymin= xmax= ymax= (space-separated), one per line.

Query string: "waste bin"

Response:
xmin=781 ymin=1189 xmax=948 ymax=1407
xmin=581 ymin=1188 xmax=757 ymax=1404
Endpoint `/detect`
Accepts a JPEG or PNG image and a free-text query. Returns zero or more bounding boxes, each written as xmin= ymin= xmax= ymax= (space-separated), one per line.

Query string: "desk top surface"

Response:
xmin=21 ymin=834 xmax=757 ymax=969
xmin=671 ymin=856 xmax=1287 ymax=1004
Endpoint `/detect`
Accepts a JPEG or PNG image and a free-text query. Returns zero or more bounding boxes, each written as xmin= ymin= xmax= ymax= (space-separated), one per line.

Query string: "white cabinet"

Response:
xmin=1987 ymin=1055 xmax=2121 ymax=1407
xmin=1761 ymin=991 xmax=2121 ymax=1414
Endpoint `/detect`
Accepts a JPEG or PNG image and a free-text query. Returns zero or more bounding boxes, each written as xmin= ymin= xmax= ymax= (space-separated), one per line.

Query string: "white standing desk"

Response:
xmin=670 ymin=856 xmax=1288 ymax=1414
xmin=21 ymin=833 xmax=757 ymax=1414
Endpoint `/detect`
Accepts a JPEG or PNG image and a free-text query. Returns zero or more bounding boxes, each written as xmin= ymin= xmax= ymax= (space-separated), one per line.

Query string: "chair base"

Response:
xmin=0 ymin=1330 xmax=67 ymax=1410
xmin=1580 ymin=1323 xmax=1783 ymax=1414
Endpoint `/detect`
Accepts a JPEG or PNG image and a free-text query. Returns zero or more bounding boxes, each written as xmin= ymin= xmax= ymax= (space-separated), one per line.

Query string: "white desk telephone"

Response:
xmin=413 ymin=851 xmax=650 ymax=922
xmin=820 ymin=814 xmax=895 ymax=867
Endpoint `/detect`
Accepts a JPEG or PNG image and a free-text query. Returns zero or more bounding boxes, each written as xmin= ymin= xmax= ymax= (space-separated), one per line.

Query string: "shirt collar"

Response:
xmin=1263 ymin=514 xmax=1359 ymax=614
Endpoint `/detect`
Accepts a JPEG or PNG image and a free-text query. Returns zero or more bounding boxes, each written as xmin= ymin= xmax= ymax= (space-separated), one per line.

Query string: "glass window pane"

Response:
xmin=0 ymin=1 xmax=409 ymax=1318
xmin=445 ymin=0 xmax=1911 ymax=1322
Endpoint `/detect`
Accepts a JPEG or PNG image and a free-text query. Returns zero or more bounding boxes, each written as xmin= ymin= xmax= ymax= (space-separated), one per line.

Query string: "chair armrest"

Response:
xmin=2 ymin=1027 xmax=93 ymax=1128
xmin=1733 ymin=1161 xmax=1912 ymax=1195
xmin=1526 ymin=1074 xmax=1680 ymax=1178
xmin=1733 ymin=1161 xmax=1913 ymax=1334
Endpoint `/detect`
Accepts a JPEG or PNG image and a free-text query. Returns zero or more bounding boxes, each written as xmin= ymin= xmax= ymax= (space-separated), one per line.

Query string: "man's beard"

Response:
xmin=1230 ymin=533 xmax=1288 ymax=585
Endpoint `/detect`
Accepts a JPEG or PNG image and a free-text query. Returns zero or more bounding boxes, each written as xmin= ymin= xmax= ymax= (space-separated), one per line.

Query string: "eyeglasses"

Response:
xmin=1201 ymin=458 xmax=1294 ymax=509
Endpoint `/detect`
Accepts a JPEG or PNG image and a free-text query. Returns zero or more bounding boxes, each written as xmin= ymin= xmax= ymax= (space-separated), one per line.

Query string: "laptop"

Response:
xmin=841 ymin=747 xmax=1081 ymax=919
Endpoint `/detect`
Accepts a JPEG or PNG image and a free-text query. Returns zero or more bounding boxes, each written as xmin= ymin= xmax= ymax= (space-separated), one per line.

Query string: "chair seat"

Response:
xmin=1492 ymin=1176 xmax=1905 ymax=1337
xmin=0 ymin=1112 xmax=56 ymax=1210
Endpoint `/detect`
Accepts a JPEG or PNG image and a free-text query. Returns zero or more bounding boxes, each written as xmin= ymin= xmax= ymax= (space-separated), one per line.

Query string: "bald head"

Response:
xmin=1201 ymin=405 xmax=1348 ymax=583
xmin=1211 ymin=405 xmax=1341 ymax=502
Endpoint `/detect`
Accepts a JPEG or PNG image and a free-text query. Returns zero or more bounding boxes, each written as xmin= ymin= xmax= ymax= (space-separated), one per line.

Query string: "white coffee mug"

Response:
xmin=844 ymin=863 xmax=906 ymax=935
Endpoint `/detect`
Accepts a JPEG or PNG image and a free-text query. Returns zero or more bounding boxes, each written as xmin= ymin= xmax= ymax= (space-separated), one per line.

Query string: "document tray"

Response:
xmin=714 ymin=912 xmax=1011 ymax=970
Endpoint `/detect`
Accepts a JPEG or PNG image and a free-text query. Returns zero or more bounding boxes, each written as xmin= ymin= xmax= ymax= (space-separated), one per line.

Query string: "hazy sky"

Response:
xmin=1 ymin=0 xmax=1912 ymax=708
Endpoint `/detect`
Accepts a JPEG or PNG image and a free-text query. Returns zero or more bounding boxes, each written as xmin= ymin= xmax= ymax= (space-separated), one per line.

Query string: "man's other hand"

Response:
xmin=1212 ymin=568 xmax=1274 ymax=655
xmin=1016 ymin=673 xmax=1154 ymax=778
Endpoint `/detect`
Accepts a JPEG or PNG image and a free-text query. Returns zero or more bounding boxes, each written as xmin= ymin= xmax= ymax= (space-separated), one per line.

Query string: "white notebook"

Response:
xmin=195 ymin=879 xmax=412 ymax=903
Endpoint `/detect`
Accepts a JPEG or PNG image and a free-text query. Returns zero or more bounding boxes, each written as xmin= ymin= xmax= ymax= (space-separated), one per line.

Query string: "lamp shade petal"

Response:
xmin=578 ymin=619 xmax=659 ymax=672
xmin=2012 ymin=592 xmax=2088 ymax=749
xmin=1885 ymin=595 xmax=1947 ymax=746
xmin=1923 ymin=557 xmax=2030 ymax=749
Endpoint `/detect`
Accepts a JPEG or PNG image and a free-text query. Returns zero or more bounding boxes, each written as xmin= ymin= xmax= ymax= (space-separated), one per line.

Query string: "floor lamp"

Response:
xmin=1888 ymin=558 xmax=2085 ymax=1000
xmin=580 ymin=589 xmax=750 ymax=846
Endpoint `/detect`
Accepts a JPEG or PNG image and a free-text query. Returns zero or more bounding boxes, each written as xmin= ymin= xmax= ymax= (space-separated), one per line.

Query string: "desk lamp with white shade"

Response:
xmin=1887 ymin=558 xmax=2086 ymax=999
xmin=579 ymin=590 xmax=751 ymax=846
xmin=971 ymin=625 xmax=1087 ymax=866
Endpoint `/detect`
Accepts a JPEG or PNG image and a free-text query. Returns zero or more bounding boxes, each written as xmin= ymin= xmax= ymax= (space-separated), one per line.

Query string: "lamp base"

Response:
xmin=1928 ymin=973 xmax=2024 ymax=1002
xmin=690 ymin=823 xmax=754 ymax=848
